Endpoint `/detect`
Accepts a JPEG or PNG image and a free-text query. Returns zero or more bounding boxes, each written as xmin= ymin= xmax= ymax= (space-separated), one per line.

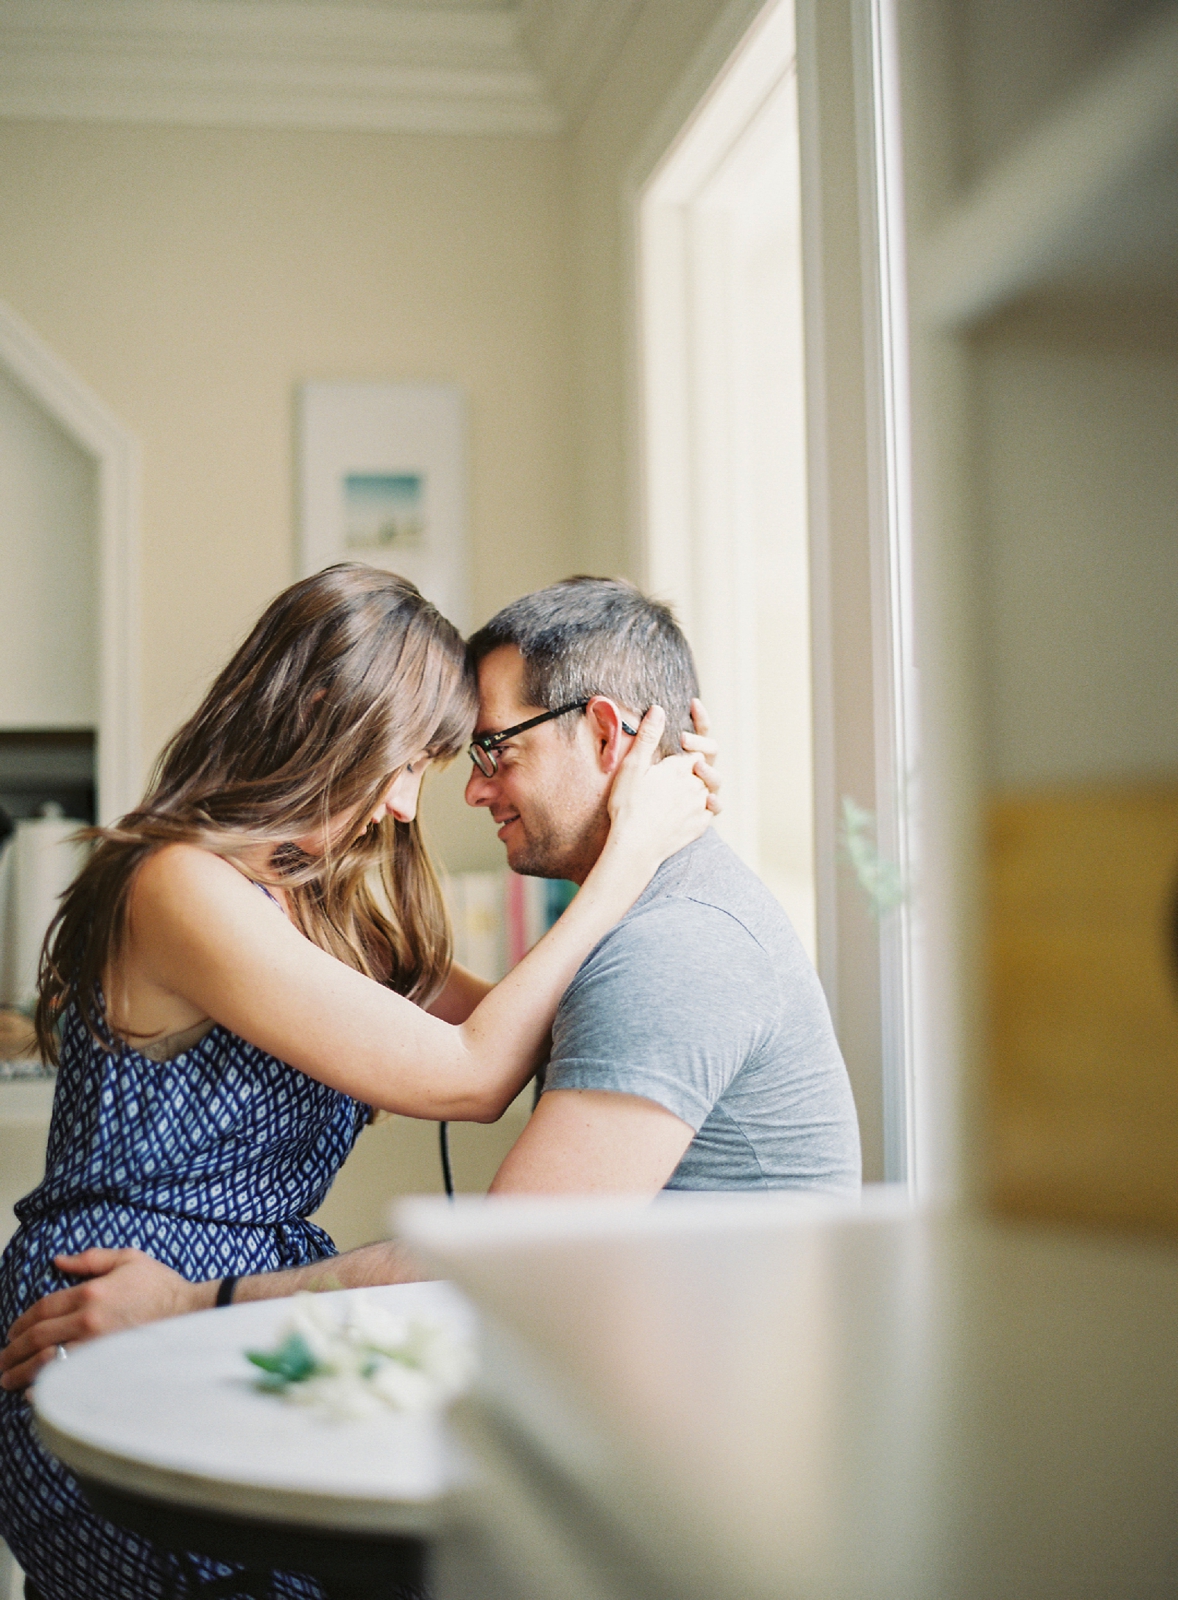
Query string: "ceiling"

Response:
xmin=0 ymin=0 xmax=645 ymax=135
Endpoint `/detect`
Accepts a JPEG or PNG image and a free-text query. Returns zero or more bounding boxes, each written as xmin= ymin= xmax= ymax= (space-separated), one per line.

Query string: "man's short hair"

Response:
xmin=468 ymin=577 xmax=700 ymax=757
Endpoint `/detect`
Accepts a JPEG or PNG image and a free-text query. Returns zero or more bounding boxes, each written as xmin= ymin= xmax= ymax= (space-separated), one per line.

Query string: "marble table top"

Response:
xmin=33 ymin=1280 xmax=474 ymax=1534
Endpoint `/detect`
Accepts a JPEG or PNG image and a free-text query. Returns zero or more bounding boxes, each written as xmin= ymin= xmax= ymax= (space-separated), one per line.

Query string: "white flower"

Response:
xmin=368 ymin=1361 xmax=438 ymax=1412
xmin=248 ymin=1293 xmax=476 ymax=1421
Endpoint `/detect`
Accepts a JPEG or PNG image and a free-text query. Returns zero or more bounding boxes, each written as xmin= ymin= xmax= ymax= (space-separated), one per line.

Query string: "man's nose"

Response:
xmin=464 ymin=763 xmax=495 ymax=807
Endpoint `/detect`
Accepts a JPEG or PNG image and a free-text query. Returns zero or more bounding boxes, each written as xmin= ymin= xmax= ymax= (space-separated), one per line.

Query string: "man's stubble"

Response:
xmin=503 ymin=793 xmax=608 ymax=886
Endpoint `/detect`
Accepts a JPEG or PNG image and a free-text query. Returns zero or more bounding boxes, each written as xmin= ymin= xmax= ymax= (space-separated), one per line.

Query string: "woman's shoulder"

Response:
xmin=125 ymin=845 xmax=283 ymax=971
xmin=112 ymin=844 xmax=285 ymax=1042
xmin=131 ymin=842 xmax=252 ymax=915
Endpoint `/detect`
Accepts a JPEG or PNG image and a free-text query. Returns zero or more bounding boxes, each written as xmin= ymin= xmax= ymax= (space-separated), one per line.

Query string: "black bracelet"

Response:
xmin=215 ymin=1275 xmax=240 ymax=1308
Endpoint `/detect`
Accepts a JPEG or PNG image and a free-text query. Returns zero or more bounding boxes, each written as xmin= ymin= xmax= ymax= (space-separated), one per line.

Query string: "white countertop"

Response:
xmin=33 ymin=1280 xmax=475 ymax=1535
xmin=398 ymin=1193 xmax=1178 ymax=1600
xmin=0 ymin=1076 xmax=54 ymax=1252
xmin=0 ymin=1076 xmax=55 ymax=1121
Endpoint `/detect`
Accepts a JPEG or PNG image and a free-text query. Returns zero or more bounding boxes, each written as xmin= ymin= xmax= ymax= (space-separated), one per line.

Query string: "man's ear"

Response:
xmin=583 ymin=697 xmax=635 ymax=775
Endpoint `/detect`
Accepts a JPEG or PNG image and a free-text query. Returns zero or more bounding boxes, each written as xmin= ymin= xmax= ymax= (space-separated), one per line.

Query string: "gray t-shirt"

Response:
xmin=544 ymin=830 xmax=861 ymax=1192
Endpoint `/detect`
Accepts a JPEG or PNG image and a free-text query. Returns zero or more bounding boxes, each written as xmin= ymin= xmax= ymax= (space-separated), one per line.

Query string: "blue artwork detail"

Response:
xmin=343 ymin=472 xmax=426 ymax=550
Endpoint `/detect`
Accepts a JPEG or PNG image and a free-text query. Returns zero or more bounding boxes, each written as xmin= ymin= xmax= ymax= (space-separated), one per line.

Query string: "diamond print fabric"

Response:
xmin=0 ymin=1005 xmax=370 ymax=1599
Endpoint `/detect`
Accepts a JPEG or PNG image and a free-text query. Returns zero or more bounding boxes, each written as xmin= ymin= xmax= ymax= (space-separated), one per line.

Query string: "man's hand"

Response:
xmin=0 ymin=1249 xmax=208 ymax=1391
xmin=0 ymin=1240 xmax=426 ymax=1392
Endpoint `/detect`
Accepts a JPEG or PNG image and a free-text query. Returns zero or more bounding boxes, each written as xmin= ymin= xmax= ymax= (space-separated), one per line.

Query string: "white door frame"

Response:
xmin=625 ymin=0 xmax=927 ymax=1189
xmin=852 ymin=0 xmax=922 ymax=1186
xmin=0 ymin=300 xmax=141 ymax=823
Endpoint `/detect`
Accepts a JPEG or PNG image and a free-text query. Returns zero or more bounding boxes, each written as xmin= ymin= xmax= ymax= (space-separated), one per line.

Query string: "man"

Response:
xmin=1 ymin=578 xmax=859 ymax=1386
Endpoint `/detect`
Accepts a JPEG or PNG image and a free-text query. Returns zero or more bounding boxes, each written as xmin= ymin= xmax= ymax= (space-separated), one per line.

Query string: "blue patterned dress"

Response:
xmin=0 ymin=1004 xmax=370 ymax=1600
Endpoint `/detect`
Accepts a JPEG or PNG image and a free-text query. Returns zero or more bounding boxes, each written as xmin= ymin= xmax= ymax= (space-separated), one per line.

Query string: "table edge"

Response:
xmin=35 ymin=1413 xmax=445 ymax=1536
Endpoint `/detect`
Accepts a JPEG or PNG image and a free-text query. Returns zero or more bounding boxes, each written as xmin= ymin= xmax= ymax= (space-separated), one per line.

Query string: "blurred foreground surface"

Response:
xmin=401 ymin=1195 xmax=1178 ymax=1600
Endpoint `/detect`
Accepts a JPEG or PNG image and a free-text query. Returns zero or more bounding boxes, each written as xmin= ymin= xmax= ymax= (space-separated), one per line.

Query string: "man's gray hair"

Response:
xmin=468 ymin=577 xmax=700 ymax=757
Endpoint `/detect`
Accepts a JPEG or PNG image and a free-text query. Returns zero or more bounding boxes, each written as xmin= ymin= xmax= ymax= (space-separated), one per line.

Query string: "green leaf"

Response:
xmin=247 ymin=1350 xmax=286 ymax=1374
xmin=246 ymin=1332 xmax=318 ymax=1384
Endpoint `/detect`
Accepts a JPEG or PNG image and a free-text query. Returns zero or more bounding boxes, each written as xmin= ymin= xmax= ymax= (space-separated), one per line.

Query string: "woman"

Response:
xmin=0 ymin=564 xmax=714 ymax=1600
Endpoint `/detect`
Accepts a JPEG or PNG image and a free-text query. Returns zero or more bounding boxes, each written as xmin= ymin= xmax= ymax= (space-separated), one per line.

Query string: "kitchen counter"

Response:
xmin=398 ymin=1192 xmax=1178 ymax=1600
xmin=0 ymin=1074 xmax=53 ymax=1249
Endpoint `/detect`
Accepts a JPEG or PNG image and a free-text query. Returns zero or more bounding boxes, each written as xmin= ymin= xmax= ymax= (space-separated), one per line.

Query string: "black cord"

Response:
xmin=439 ymin=1120 xmax=454 ymax=1200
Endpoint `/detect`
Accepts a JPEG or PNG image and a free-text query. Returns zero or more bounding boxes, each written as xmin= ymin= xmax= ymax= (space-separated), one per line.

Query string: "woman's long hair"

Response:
xmin=36 ymin=564 xmax=477 ymax=1064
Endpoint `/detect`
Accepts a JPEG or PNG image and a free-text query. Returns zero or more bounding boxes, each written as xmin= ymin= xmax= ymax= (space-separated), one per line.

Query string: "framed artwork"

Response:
xmin=297 ymin=382 xmax=469 ymax=631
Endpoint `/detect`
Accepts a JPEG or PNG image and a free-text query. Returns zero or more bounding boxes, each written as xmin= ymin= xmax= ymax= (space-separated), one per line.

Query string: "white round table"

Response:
xmin=32 ymin=1280 xmax=475 ymax=1599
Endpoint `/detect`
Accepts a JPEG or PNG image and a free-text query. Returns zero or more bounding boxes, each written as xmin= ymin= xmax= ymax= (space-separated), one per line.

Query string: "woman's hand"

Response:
xmin=681 ymin=698 xmax=721 ymax=814
xmin=605 ymin=705 xmax=712 ymax=873
xmin=0 ymin=1249 xmax=206 ymax=1391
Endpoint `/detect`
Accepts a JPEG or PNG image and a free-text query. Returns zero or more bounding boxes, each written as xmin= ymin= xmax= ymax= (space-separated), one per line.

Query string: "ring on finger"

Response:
xmin=55 ymin=1343 xmax=68 ymax=1362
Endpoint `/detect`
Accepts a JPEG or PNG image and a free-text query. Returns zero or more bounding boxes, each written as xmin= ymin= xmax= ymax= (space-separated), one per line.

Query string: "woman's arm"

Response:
xmin=427 ymin=963 xmax=493 ymax=1023
xmin=127 ymin=708 xmax=707 ymax=1122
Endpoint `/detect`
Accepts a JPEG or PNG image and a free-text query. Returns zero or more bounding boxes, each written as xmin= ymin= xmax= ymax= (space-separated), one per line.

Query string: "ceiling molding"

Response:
xmin=517 ymin=0 xmax=642 ymax=123
xmin=0 ymin=0 xmax=565 ymax=136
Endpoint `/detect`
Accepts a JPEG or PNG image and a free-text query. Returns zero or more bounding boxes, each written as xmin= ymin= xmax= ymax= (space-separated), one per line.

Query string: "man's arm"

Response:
xmin=0 ymin=1239 xmax=423 ymax=1392
xmin=500 ymin=892 xmax=766 ymax=1199
xmin=489 ymin=1089 xmax=693 ymax=1194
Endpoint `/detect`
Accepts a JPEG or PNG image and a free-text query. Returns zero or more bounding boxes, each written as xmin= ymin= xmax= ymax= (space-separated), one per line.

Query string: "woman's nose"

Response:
xmin=383 ymin=769 xmax=424 ymax=824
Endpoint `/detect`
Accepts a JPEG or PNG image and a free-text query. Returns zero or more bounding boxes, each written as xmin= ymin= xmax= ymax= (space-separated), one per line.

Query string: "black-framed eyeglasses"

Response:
xmin=468 ymin=701 xmax=638 ymax=777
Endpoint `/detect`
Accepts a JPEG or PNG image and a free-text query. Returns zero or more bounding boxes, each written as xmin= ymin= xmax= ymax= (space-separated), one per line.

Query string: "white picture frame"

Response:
xmin=297 ymin=381 xmax=469 ymax=632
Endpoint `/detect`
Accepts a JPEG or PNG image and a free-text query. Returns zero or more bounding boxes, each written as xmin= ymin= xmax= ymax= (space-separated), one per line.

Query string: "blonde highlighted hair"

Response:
xmin=36 ymin=564 xmax=477 ymax=1063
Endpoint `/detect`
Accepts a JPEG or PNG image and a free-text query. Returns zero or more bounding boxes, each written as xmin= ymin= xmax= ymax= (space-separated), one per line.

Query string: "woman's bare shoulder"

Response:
xmin=111 ymin=846 xmax=244 ymax=1035
xmin=120 ymin=844 xmax=287 ymax=1019
xmin=129 ymin=843 xmax=254 ymax=923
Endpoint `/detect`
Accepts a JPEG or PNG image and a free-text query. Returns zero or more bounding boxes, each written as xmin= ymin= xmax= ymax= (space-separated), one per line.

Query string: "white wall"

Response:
xmin=568 ymin=0 xmax=764 ymax=576
xmin=0 ymin=115 xmax=579 ymax=1206
xmin=0 ymin=363 xmax=97 ymax=728
xmin=0 ymin=119 xmax=576 ymax=873
xmin=978 ymin=304 xmax=1178 ymax=789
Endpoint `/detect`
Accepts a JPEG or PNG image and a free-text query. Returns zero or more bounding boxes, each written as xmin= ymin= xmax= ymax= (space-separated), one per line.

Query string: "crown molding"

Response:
xmin=517 ymin=0 xmax=641 ymax=123
xmin=0 ymin=0 xmax=564 ymax=136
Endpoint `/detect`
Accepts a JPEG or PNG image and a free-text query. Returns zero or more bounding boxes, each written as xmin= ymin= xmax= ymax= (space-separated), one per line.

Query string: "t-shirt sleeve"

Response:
xmin=543 ymin=898 xmax=775 ymax=1131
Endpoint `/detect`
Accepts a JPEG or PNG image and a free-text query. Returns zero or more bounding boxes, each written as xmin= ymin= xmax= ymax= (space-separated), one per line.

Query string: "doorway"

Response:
xmin=638 ymin=0 xmax=814 ymax=959
xmin=0 ymin=299 xmax=140 ymax=828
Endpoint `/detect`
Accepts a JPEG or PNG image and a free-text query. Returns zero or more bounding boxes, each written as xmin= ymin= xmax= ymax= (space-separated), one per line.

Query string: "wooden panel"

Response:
xmin=988 ymin=788 xmax=1178 ymax=1232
